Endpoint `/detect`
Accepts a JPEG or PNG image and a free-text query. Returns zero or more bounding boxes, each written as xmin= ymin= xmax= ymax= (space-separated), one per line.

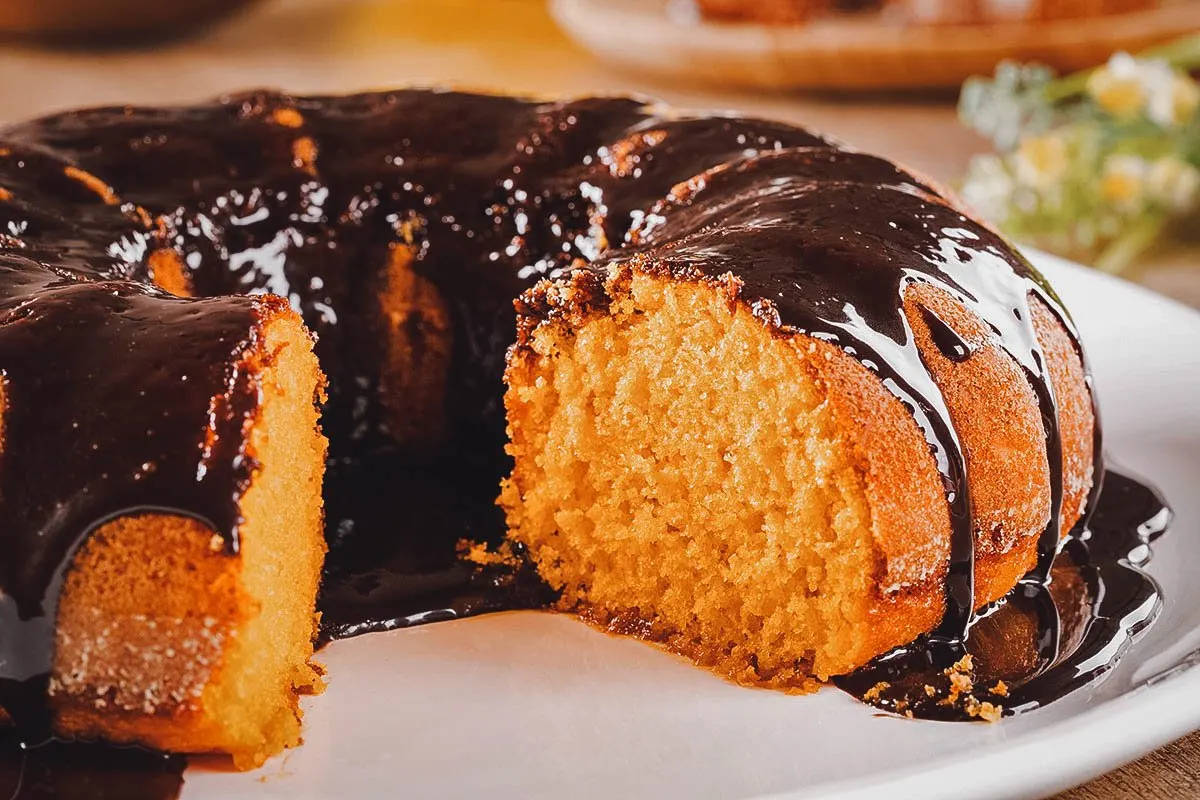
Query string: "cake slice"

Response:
xmin=500 ymin=154 xmax=1095 ymax=687
xmin=0 ymin=258 xmax=327 ymax=768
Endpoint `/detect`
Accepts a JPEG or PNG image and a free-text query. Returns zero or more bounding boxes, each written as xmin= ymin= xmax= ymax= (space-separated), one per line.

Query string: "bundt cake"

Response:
xmin=0 ymin=89 xmax=1098 ymax=762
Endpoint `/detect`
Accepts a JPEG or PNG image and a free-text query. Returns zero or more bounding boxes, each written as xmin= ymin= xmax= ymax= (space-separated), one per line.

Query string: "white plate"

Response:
xmin=185 ymin=252 xmax=1200 ymax=800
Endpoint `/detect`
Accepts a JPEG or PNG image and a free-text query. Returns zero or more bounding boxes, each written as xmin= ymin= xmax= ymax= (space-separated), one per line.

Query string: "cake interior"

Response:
xmin=502 ymin=271 xmax=899 ymax=685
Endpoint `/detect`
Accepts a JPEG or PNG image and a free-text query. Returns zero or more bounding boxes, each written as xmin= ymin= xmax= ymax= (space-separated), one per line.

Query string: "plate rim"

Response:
xmin=767 ymin=668 xmax=1200 ymax=799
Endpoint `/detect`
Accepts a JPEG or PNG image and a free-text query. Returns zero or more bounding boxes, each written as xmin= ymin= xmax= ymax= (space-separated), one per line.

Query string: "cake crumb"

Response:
xmin=991 ymin=680 xmax=1009 ymax=697
xmin=862 ymin=681 xmax=890 ymax=703
xmin=966 ymin=697 xmax=1003 ymax=723
xmin=457 ymin=538 xmax=521 ymax=567
xmin=942 ymin=653 xmax=976 ymax=700
xmin=948 ymin=670 xmax=973 ymax=695
xmin=270 ymin=108 xmax=305 ymax=128
xmin=978 ymin=703 xmax=1002 ymax=723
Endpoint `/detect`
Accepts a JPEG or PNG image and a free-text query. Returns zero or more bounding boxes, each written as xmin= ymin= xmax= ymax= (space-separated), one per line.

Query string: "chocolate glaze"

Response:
xmin=920 ymin=306 xmax=975 ymax=363
xmin=601 ymin=147 xmax=1076 ymax=640
xmin=0 ymin=252 xmax=274 ymax=724
xmin=0 ymin=88 xmax=1164 ymax=760
xmin=0 ymin=733 xmax=183 ymax=800
xmin=836 ymin=469 xmax=1168 ymax=718
xmin=0 ymin=144 xmax=149 ymax=276
xmin=8 ymin=91 xmax=835 ymax=544
xmin=317 ymin=450 xmax=554 ymax=643
xmin=0 ymin=132 xmax=280 ymax=732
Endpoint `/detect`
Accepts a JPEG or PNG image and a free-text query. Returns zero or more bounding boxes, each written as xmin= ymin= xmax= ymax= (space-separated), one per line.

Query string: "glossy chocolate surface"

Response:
xmin=836 ymin=470 xmax=1169 ymax=718
xmin=0 ymin=142 xmax=275 ymax=730
xmin=0 ymin=88 xmax=1167 ymax=761
xmin=9 ymin=91 xmax=832 ymax=460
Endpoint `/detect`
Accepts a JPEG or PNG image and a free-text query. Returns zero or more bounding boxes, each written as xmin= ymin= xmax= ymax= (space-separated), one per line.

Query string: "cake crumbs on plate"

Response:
xmin=862 ymin=681 xmax=890 ymax=703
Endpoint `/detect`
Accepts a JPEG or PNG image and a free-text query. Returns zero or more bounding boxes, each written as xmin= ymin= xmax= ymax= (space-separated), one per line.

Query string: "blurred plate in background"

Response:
xmin=551 ymin=0 xmax=1200 ymax=90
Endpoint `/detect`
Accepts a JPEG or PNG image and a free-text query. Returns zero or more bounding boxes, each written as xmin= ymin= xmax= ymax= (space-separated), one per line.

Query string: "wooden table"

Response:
xmin=0 ymin=0 xmax=1195 ymax=795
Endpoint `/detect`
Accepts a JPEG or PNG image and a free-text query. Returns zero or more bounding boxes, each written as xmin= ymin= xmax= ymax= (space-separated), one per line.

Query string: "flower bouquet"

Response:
xmin=959 ymin=35 xmax=1200 ymax=274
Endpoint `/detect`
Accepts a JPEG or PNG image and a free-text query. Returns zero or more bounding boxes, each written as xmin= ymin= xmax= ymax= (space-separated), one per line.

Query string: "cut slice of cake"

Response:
xmin=51 ymin=300 xmax=328 ymax=768
xmin=501 ymin=244 xmax=1093 ymax=686
xmin=0 ymin=271 xmax=328 ymax=768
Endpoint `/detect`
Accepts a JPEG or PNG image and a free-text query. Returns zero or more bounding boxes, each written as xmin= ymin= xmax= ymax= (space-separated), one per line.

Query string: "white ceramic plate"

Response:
xmin=184 ymin=252 xmax=1200 ymax=800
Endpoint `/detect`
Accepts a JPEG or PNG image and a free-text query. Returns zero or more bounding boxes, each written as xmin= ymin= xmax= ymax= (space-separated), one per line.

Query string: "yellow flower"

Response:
xmin=1013 ymin=134 xmax=1069 ymax=189
xmin=1146 ymin=71 xmax=1200 ymax=128
xmin=1168 ymin=74 xmax=1200 ymax=125
xmin=1146 ymin=156 xmax=1200 ymax=213
xmin=1099 ymin=155 xmax=1149 ymax=212
xmin=1089 ymin=52 xmax=1198 ymax=127
xmin=1087 ymin=54 xmax=1146 ymax=119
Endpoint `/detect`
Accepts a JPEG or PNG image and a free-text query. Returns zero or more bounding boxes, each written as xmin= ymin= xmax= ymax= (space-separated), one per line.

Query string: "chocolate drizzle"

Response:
xmin=609 ymin=149 xmax=1089 ymax=648
xmin=919 ymin=306 xmax=974 ymax=363
xmin=836 ymin=469 xmax=1168 ymax=718
xmin=0 ymin=87 xmax=1169 ymax=760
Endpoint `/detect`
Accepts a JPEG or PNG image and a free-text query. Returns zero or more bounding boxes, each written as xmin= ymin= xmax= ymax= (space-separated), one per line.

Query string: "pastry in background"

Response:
xmin=692 ymin=0 xmax=1161 ymax=23
xmin=692 ymin=0 xmax=830 ymax=24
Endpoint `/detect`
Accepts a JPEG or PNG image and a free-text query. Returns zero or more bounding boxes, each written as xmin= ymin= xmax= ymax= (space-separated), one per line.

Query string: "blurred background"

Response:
xmin=0 ymin=0 xmax=1197 ymax=303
